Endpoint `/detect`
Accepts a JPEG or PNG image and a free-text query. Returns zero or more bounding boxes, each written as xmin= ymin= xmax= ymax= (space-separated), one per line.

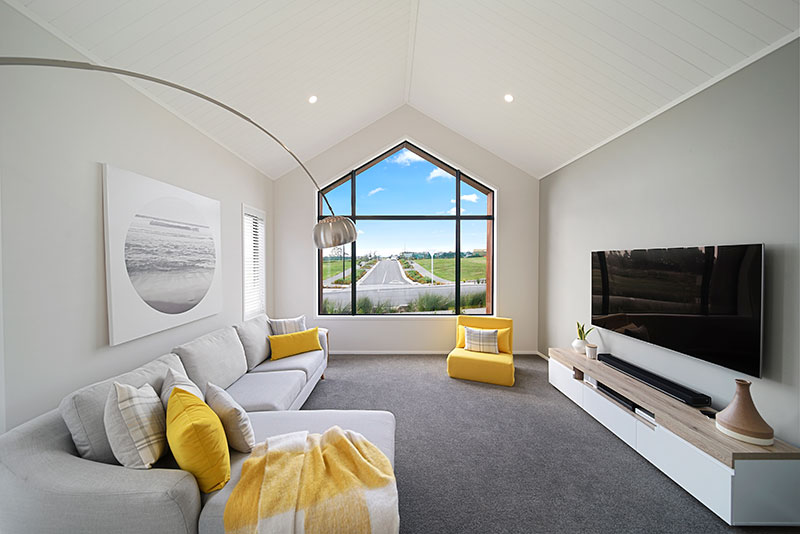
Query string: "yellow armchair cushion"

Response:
xmin=457 ymin=325 xmax=510 ymax=353
xmin=268 ymin=327 xmax=322 ymax=360
xmin=447 ymin=348 xmax=514 ymax=387
xmin=166 ymin=388 xmax=231 ymax=493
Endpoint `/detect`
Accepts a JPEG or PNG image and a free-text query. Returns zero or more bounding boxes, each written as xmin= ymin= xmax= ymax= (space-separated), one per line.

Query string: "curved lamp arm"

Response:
xmin=0 ymin=56 xmax=356 ymax=247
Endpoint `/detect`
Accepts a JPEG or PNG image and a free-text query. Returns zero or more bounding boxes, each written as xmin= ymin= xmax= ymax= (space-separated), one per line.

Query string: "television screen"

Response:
xmin=591 ymin=244 xmax=763 ymax=377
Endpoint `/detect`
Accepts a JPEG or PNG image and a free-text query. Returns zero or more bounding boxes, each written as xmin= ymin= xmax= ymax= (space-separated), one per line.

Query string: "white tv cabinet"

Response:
xmin=548 ymin=347 xmax=800 ymax=526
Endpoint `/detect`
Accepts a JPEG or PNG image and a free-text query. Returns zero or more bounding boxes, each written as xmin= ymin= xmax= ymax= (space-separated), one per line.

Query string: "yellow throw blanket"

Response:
xmin=224 ymin=426 xmax=399 ymax=534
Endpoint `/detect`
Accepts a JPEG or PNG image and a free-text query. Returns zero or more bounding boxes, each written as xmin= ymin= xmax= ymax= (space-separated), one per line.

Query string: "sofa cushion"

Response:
xmin=269 ymin=328 xmax=322 ymax=361
xmin=198 ymin=410 xmax=396 ymax=534
xmin=166 ymin=388 xmax=231 ymax=494
xmin=58 ymin=353 xmax=185 ymax=464
xmin=173 ymin=327 xmax=247 ymax=395
xmin=250 ymin=349 xmax=325 ymax=381
xmin=160 ymin=368 xmax=203 ymax=409
xmin=267 ymin=315 xmax=306 ymax=335
xmin=234 ymin=314 xmax=271 ymax=369
xmin=104 ymin=382 xmax=167 ymax=469
xmin=224 ymin=371 xmax=306 ymax=412
xmin=206 ymin=383 xmax=255 ymax=453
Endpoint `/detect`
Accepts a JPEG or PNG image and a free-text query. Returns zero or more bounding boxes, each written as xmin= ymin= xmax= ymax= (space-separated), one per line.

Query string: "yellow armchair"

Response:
xmin=447 ymin=316 xmax=515 ymax=386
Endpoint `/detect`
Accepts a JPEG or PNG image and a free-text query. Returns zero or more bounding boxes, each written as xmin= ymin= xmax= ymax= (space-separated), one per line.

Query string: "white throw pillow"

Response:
xmin=104 ymin=382 xmax=166 ymax=469
xmin=267 ymin=315 xmax=306 ymax=336
xmin=464 ymin=327 xmax=499 ymax=354
xmin=205 ymin=383 xmax=256 ymax=453
xmin=160 ymin=368 xmax=203 ymax=409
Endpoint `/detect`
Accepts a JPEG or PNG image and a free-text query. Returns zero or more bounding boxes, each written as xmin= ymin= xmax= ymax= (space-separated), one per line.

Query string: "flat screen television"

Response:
xmin=591 ymin=244 xmax=763 ymax=377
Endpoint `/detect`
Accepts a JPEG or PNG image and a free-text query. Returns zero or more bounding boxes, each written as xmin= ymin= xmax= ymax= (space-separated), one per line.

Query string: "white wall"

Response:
xmin=0 ymin=4 xmax=273 ymax=429
xmin=274 ymin=106 xmax=539 ymax=353
xmin=0 ymin=176 xmax=5 ymax=433
xmin=539 ymin=41 xmax=800 ymax=445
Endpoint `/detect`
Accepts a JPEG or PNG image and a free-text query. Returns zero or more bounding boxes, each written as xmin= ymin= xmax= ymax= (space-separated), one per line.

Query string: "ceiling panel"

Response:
xmin=6 ymin=0 xmax=799 ymax=179
xmin=409 ymin=0 xmax=799 ymax=178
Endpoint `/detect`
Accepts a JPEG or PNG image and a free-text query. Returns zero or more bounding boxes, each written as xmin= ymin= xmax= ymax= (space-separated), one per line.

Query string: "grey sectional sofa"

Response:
xmin=0 ymin=315 xmax=396 ymax=534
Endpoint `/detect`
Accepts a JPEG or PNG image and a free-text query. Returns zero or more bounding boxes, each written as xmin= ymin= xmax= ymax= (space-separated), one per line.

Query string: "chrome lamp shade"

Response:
xmin=313 ymin=215 xmax=357 ymax=249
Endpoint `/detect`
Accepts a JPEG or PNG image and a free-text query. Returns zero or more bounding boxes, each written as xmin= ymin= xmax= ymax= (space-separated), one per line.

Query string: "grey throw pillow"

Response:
xmin=160 ymin=368 xmax=203 ymax=409
xmin=267 ymin=315 xmax=306 ymax=336
xmin=104 ymin=382 xmax=166 ymax=469
xmin=234 ymin=314 xmax=271 ymax=369
xmin=173 ymin=327 xmax=248 ymax=395
xmin=205 ymin=383 xmax=256 ymax=453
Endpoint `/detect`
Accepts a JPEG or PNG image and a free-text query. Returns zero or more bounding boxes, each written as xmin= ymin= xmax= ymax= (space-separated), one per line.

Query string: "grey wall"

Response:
xmin=539 ymin=41 xmax=800 ymax=445
xmin=0 ymin=4 xmax=273 ymax=430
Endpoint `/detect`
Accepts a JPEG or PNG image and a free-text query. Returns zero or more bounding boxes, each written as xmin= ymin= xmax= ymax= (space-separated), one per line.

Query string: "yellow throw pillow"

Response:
xmin=166 ymin=388 xmax=230 ymax=493
xmin=457 ymin=325 xmax=511 ymax=353
xmin=269 ymin=327 xmax=322 ymax=360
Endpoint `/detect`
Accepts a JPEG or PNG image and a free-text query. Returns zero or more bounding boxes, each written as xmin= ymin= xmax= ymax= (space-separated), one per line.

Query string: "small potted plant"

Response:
xmin=572 ymin=322 xmax=594 ymax=354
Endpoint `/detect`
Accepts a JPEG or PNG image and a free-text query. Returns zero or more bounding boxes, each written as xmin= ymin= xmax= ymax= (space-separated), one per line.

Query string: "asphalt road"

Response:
xmin=359 ymin=259 xmax=411 ymax=287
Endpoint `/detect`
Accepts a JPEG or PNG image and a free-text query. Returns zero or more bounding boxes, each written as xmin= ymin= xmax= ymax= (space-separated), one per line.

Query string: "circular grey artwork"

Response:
xmin=124 ymin=197 xmax=216 ymax=314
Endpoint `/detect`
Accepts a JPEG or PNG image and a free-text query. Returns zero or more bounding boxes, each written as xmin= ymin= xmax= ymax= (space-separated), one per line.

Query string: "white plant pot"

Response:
xmin=571 ymin=338 xmax=587 ymax=354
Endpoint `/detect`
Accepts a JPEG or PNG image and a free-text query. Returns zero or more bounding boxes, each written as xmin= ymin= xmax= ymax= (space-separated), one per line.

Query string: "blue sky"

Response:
xmin=323 ymin=149 xmax=489 ymax=256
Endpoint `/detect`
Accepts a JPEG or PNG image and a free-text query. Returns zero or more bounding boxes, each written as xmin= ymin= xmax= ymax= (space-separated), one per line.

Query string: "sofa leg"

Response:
xmin=321 ymin=374 xmax=325 ymax=380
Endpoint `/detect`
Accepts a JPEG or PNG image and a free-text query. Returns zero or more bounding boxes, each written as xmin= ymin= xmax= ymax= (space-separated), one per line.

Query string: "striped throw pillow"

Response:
xmin=104 ymin=382 xmax=166 ymax=469
xmin=464 ymin=326 xmax=499 ymax=354
xmin=267 ymin=315 xmax=306 ymax=336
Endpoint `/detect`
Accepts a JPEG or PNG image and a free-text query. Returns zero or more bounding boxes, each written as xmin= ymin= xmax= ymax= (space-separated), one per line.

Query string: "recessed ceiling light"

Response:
xmin=308 ymin=95 xmax=318 ymax=104
xmin=504 ymin=94 xmax=514 ymax=103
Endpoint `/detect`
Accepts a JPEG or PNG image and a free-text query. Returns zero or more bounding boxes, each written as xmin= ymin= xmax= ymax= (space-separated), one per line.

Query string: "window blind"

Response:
xmin=243 ymin=207 xmax=265 ymax=319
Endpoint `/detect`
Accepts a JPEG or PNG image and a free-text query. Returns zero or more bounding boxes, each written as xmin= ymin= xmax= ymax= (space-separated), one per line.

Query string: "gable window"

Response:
xmin=243 ymin=204 xmax=266 ymax=319
xmin=318 ymin=141 xmax=494 ymax=316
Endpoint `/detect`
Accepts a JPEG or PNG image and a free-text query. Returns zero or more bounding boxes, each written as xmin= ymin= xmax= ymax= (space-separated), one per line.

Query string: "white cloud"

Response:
xmin=427 ymin=168 xmax=453 ymax=181
xmin=461 ymin=193 xmax=479 ymax=203
xmin=447 ymin=207 xmax=467 ymax=215
xmin=367 ymin=187 xmax=384 ymax=196
xmin=357 ymin=229 xmax=365 ymax=235
xmin=389 ymin=150 xmax=424 ymax=166
xmin=450 ymin=199 xmax=456 ymax=203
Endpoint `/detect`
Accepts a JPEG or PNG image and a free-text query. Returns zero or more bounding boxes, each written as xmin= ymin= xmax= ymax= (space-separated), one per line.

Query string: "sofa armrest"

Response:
xmin=317 ymin=327 xmax=329 ymax=359
xmin=0 ymin=411 xmax=200 ymax=534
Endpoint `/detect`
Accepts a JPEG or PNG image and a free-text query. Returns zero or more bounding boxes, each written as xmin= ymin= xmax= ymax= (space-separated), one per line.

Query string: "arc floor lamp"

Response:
xmin=0 ymin=56 xmax=357 ymax=249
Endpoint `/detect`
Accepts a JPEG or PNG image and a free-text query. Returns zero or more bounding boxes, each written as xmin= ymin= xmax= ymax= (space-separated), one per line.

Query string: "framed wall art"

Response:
xmin=103 ymin=165 xmax=221 ymax=345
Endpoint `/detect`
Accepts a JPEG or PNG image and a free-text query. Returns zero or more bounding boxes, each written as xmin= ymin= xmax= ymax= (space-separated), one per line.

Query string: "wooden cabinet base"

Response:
xmin=548 ymin=348 xmax=800 ymax=526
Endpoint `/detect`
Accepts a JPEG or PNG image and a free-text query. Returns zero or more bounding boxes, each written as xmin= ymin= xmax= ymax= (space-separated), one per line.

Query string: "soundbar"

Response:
xmin=598 ymin=353 xmax=711 ymax=407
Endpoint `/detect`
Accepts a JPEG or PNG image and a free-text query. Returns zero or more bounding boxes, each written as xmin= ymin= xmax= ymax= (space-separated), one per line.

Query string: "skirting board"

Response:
xmin=329 ymin=350 xmax=544 ymax=355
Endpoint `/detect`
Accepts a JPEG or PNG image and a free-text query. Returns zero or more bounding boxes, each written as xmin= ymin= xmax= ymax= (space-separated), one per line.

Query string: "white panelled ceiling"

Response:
xmin=6 ymin=0 xmax=799 ymax=179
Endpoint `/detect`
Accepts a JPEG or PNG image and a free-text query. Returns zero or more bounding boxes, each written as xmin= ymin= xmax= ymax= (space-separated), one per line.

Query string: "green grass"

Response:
xmin=418 ymin=257 xmax=487 ymax=282
xmin=322 ymin=259 xmax=347 ymax=279
xmin=409 ymin=293 xmax=453 ymax=312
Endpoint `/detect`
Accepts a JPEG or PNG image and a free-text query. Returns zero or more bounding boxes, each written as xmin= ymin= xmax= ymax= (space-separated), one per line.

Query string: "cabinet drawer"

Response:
xmin=636 ymin=421 xmax=733 ymax=523
xmin=583 ymin=386 xmax=637 ymax=448
xmin=548 ymin=358 xmax=583 ymax=405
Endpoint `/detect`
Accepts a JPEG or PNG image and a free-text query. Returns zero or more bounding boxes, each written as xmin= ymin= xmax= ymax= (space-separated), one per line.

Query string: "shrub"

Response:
xmin=405 ymin=269 xmax=432 ymax=284
xmin=409 ymin=293 xmax=454 ymax=312
xmin=333 ymin=268 xmax=366 ymax=285
xmin=461 ymin=291 xmax=486 ymax=309
xmin=322 ymin=298 xmax=351 ymax=314
xmin=356 ymin=297 xmax=394 ymax=314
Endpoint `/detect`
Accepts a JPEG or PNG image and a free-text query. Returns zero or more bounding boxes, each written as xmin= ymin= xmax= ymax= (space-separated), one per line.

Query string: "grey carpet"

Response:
xmin=303 ymin=354 xmax=792 ymax=534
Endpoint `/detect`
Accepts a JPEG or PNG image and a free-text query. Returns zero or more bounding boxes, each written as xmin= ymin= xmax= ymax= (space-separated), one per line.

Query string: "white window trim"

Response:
xmin=242 ymin=203 xmax=267 ymax=321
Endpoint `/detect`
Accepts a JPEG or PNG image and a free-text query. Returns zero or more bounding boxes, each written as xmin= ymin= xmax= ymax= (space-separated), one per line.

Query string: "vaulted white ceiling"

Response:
xmin=6 ymin=0 xmax=799 ymax=179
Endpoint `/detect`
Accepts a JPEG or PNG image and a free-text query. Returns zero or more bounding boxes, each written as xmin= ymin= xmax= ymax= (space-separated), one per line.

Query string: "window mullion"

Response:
xmin=351 ymin=170 xmax=356 ymax=315
xmin=455 ymin=170 xmax=461 ymax=314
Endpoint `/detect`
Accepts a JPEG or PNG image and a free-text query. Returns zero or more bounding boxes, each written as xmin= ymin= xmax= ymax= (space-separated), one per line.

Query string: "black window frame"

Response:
xmin=318 ymin=141 xmax=495 ymax=316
